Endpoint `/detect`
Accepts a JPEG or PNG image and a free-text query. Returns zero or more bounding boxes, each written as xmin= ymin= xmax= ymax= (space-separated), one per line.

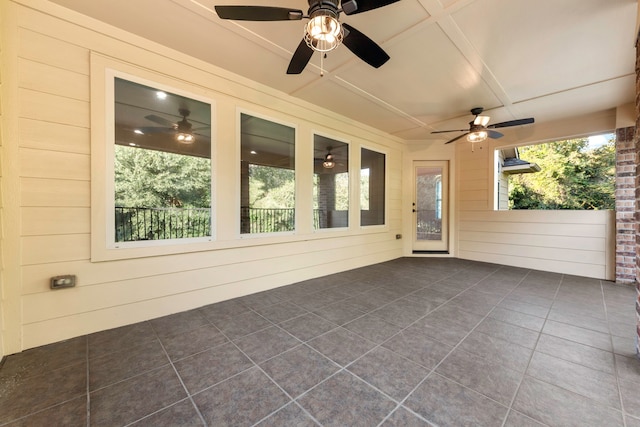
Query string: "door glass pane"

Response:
xmin=416 ymin=166 xmax=442 ymax=241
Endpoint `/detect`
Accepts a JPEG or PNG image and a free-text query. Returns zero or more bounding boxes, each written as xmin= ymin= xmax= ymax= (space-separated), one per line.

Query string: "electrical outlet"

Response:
xmin=50 ymin=275 xmax=76 ymax=289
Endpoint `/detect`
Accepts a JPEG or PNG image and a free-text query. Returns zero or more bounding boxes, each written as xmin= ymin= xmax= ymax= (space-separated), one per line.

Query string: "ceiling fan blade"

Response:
xmin=488 ymin=117 xmax=534 ymax=129
xmin=487 ymin=130 xmax=504 ymax=139
xmin=444 ymin=133 xmax=469 ymax=144
xmin=431 ymin=129 xmax=468 ymax=134
xmin=138 ymin=126 xmax=175 ymax=134
xmin=341 ymin=0 xmax=401 ymax=15
xmin=214 ymin=6 xmax=303 ymax=21
xmin=145 ymin=114 xmax=175 ymax=127
xmin=287 ymin=39 xmax=314 ymax=74
xmin=341 ymin=24 xmax=389 ymax=68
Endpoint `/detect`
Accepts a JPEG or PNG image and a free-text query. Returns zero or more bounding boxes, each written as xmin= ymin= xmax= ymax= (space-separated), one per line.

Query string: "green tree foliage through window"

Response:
xmin=114 ymin=146 xmax=211 ymax=241
xmin=248 ymin=164 xmax=294 ymax=209
xmin=509 ymin=136 xmax=615 ymax=210
xmin=115 ymin=146 xmax=211 ymax=208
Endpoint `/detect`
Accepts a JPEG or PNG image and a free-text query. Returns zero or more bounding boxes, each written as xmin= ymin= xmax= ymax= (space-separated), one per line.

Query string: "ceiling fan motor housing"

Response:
xmin=341 ymin=0 xmax=358 ymax=14
xmin=307 ymin=0 xmax=340 ymax=16
xmin=177 ymin=119 xmax=192 ymax=133
xmin=469 ymin=123 xmax=485 ymax=133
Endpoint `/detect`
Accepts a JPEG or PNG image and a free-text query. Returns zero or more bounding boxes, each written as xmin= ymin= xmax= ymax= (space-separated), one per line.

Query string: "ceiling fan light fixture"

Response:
xmin=304 ymin=11 xmax=343 ymax=52
xmin=323 ymin=152 xmax=336 ymax=168
xmin=176 ymin=132 xmax=195 ymax=144
xmin=467 ymin=130 xmax=487 ymax=143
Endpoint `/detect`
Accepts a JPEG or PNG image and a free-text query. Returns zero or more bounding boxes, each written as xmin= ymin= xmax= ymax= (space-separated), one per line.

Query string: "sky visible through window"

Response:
xmin=588 ymin=133 xmax=614 ymax=150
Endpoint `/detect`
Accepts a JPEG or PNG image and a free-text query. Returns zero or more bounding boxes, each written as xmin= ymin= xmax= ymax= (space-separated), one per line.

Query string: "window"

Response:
xmin=112 ymin=77 xmax=212 ymax=244
xmin=313 ymin=135 xmax=349 ymax=230
xmin=360 ymin=147 xmax=385 ymax=226
xmin=240 ymin=113 xmax=296 ymax=234
xmin=496 ymin=133 xmax=615 ymax=210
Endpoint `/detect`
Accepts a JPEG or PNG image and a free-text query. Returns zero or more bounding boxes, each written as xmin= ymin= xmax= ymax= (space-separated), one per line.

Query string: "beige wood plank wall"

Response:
xmin=3 ymin=1 xmax=405 ymax=353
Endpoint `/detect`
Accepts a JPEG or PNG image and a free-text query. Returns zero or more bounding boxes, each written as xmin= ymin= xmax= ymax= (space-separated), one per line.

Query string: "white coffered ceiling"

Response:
xmin=51 ymin=0 xmax=637 ymax=141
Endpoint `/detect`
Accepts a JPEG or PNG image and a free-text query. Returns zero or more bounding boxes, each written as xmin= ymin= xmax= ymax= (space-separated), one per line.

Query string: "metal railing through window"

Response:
xmin=116 ymin=207 xmax=325 ymax=241
xmin=115 ymin=207 xmax=211 ymax=242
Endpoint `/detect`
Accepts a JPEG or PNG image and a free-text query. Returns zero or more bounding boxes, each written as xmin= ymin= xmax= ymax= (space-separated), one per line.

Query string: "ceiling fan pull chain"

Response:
xmin=320 ymin=53 xmax=325 ymax=77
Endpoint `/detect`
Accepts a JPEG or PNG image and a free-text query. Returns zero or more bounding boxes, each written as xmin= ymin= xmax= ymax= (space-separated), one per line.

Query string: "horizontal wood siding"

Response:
xmin=3 ymin=4 xmax=404 ymax=352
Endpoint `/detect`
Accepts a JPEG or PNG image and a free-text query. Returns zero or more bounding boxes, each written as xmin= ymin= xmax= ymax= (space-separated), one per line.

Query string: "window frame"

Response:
xmin=91 ymin=55 xmax=216 ymax=261
xmin=359 ymin=145 xmax=388 ymax=229
xmin=312 ymin=131 xmax=351 ymax=233
xmin=236 ymin=108 xmax=298 ymax=239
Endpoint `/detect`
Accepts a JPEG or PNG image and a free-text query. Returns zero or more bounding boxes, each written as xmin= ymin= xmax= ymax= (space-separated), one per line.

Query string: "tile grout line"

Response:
xmin=155 ymin=336 xmax=209 ymax=427
xmin=602 ymin=279 xmax=629 ymax=427
xmin=98 ymin=320 xmax=212 ymax=426
xmin=244 ymin=263 xmax=480 ymax=426
xmin=499 ymin=271 xmax=562 ymax=427
xmin=419 ymin=266 xmax=536 ymax=427
xmin=0 ymin=341 xmax=93 ymax=427
xmin=85 ymin=336 xmax=90 ymax=427
xmin=376 ymin=263 xmax=515 ymax=426
xmin=205 ymin=314 xmax=324 ymax=426
xmin=522 ymin=278 xmax=630 ymax=423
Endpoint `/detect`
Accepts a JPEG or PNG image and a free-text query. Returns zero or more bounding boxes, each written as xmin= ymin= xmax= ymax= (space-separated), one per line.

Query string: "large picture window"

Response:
xmin=495 ymin=134 xmax=615 ymax=211
xmin=113 ymin=77 xmax=212 ymax=244
xmin=313 ymin=135 xmax=349 ymax=230
xmin=240 ymin=113 xmax=296 ymax=234
xmin=360 ymin=147 xmax=386 ymax=226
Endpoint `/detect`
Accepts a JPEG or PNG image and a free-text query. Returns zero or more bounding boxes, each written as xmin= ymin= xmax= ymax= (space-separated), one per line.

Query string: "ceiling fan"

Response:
xmin=432 ymin=107 xmax=535 ymax=145
xmin=142 ymin=108 xmax=208 ymax=144
xmin=214 ymin=0 xmax=399 ymax=74
xmin=314 ymin=146 xmax=347 ymax=169
xmin=315 ymin=146 xmax=336 ymax=168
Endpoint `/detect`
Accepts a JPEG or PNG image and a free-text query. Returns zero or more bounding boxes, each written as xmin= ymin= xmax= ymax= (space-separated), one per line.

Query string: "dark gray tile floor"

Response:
xmin=1 ymin=257 xmax=639 ymax=426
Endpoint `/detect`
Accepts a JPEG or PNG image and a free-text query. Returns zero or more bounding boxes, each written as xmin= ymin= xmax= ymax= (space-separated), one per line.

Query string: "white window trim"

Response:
xmin=312 ymin=130 xmax=351 ymax=234
xmin=90 ymin=54 xmax=217 ymax=261
xmin=359 ymin=144 xmax=389 ymax=230
xmin=236 ymin=108 xmax=298 ymax=239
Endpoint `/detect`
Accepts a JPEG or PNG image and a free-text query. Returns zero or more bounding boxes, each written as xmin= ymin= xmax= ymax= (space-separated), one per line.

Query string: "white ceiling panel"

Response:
xmin=337 ymin=23 xmax=502 ymax=120
xmin=295 ymin=78 xmax=423 ymax=134
xmin=513 ymin=75 xmax=635 ymax=125
xmin=337 ymin=0 xmax=430 ymax=41
xmin=452 ymin=0 xmax=637 ymax=102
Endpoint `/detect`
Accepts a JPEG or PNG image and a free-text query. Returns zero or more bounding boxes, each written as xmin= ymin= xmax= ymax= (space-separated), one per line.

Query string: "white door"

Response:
xmin=412 ymin=161 xmax=449 ymax=253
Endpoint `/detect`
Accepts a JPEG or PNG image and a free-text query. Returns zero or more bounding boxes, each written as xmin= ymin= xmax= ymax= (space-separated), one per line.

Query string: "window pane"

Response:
xmin=240 ymin=113 xmax=295 ymax=234
xmin=313 ymin=136 xmax=349 ymax=229
xmin=495 ymin=134 xmax=615 ymax=210
xmin=114 ymin=78 xmax=211 ymax=242
xmin=360 ymin=148 xmax=385 ymax=226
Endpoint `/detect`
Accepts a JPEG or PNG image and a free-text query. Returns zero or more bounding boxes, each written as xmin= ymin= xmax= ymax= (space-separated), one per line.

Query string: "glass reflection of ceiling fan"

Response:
xmin=141 ymin=108 xmax=209 ymax=144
